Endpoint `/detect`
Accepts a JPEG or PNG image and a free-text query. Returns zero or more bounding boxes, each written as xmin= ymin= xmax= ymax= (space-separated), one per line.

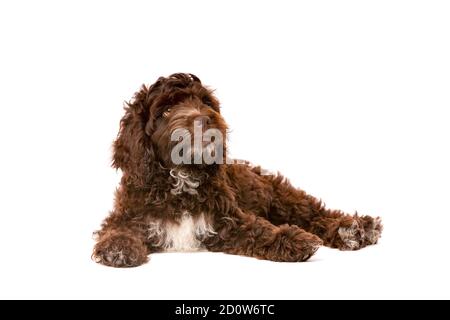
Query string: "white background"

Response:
xmin=0 ymin=0 xmax=449 ymax=299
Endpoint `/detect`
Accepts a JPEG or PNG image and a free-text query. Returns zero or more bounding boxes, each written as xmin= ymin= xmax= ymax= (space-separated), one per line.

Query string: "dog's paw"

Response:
xmin=272 ymin=225 xmax=323 ymax=262
xmin=362 ymin=216 xmax=383 ymax=245
xmin=337 ymin=216 xmax=383 ymax=251
xmin=93 ymin=233 xmax=148 ymax=268
xmin=338 ymin=220 xmax=364 ymax=250
xmin=298 ymin=238 xmax=322 ymax=262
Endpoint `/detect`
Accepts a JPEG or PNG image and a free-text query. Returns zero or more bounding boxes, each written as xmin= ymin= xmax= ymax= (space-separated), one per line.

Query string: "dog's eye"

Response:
xmin=202 ymin=97 xmax=213 ymax=107
xmin=162 ymin=108 xmax=171 ymax=118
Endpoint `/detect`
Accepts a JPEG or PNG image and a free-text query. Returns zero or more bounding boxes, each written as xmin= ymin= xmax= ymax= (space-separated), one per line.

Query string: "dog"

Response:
xmin=93 ymin=73 xmax=382 ymax=267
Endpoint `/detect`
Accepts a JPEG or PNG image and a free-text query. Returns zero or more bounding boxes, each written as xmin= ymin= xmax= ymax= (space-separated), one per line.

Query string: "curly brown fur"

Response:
xmin=93 ymin=73 xmax=383 ymax=268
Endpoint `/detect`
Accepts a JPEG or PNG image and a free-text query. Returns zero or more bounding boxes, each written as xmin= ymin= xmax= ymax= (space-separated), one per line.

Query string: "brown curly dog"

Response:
xmin=93 ymin=73 xmax=382 ymax=267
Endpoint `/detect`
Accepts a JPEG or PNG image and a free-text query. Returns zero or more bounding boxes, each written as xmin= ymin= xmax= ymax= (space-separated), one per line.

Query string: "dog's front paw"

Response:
xmin=337 ymin=216 xmax=383 ymax=251
xmin=93 ymin=232 xmax=148 ymax=268
xmin=270 ymin=225 xmax=323 ymax=262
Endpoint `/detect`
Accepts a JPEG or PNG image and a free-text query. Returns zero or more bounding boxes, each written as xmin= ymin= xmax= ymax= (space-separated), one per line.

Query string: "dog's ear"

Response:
xmin=112 ymin=85 xmax=154 ymax=180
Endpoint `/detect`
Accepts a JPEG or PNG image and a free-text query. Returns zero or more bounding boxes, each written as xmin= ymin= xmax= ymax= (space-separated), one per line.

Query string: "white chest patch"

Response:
xmin=148 ymin=213 xmax=216 ymax=252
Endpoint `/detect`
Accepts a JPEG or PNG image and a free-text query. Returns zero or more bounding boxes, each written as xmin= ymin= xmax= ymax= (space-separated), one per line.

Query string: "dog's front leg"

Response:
xmin=204 ymin=209 xmax=323 ymax=262
xmin=92 ymin=220 xmax=149 ymax=268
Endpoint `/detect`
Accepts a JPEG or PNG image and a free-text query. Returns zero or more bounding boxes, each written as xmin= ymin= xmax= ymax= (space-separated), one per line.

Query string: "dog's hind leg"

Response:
xmin=264 ymin=175 xmax=383 ymax=251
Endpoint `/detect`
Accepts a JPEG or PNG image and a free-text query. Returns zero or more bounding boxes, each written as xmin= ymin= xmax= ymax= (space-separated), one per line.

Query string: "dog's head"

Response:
xmin=113 ymin=73 xmax=227 ymax=182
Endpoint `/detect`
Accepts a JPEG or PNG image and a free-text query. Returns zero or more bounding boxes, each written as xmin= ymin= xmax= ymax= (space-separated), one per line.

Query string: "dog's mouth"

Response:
xmin=192 ymin=141 xmax=218 ymax=156
xmin=164 ymin=138 xmax=223 ymax=167
xmin=165 ymin=121 xmax=226 ymax=167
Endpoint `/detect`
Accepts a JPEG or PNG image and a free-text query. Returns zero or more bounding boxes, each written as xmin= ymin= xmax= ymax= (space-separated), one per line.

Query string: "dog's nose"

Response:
xmin=194 ymin=116 xmax=211 ymax=128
